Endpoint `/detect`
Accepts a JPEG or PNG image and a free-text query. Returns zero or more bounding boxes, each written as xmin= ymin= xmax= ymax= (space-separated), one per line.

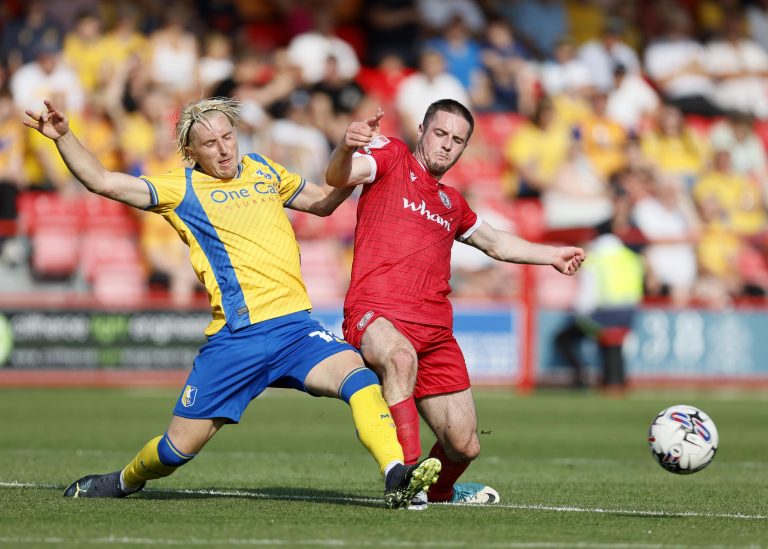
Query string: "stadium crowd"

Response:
xmin=3 ymin=0 xmax=768 ymax=309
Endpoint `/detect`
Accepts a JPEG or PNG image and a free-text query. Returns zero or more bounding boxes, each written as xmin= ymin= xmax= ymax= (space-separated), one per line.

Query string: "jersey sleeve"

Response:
xmin=454 ymin=192 xmax=481 ymax=242
xmin=352 ymin=135 xmax=402 ymax=185
xmin=140 ymin=169 xmax=187 ymax=215
xmin=246 ymin=153 xmax=305 ymax=205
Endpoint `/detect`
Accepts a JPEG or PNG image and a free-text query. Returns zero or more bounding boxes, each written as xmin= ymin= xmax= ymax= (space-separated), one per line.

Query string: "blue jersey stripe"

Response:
xmin=174 ymin=168 xmax=250 ymax=331
xmin=141 ymin=177 xmax=159 ymax=209
xmin=284 ymin=178 xmax=306 ymax=207
xmin=246 ymin=153 xmax=282 ymax=181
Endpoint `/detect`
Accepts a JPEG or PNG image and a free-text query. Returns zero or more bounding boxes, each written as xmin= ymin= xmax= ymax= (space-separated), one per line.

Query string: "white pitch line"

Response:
xmin=0 ymin=537 xmax=754 ymax=548
xmin=1 ymin=481 xmax=766 ymax=521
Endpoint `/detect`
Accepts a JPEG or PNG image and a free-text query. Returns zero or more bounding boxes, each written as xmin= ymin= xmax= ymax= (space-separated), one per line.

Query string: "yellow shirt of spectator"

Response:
xmin=694 ymin=171 xmax=767 ymax=236
xmin=142 ymin=153 xmax=310 ymax=335
xmin=640 ymin=131 xmax=708 ymax=182
xmin=503 ymin=120 xmax=570 ymax=196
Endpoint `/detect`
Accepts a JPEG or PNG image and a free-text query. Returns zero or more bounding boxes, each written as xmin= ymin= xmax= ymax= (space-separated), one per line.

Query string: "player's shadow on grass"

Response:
xmin=138 ymin=486 xmax=382 ymax=508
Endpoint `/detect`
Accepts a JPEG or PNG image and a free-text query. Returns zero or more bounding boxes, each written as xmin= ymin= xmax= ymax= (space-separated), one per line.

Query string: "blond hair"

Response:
xmin=175 ymin=97 xmax=241 ymax=161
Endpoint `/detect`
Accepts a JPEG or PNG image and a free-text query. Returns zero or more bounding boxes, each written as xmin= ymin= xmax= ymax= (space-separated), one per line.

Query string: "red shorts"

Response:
xmin=343 ymin=309 xmax=470 ymax=399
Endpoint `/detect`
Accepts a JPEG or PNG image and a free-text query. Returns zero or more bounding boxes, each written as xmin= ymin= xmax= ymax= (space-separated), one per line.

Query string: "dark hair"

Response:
xmin=422 ymin=99 xmax=474 ymax=139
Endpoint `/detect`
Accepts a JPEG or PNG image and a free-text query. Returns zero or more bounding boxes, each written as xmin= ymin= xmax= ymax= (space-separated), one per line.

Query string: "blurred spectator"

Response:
xmin=578 ymin=90 xmax=628 ymax=180
xmin=477 ymin=18 xmax=535 ymax=113
xmin=643 ymin=7 xmax=723 ymax=117
xmin=502 ymin=96 xmax=571 ymax=198
xmin=632 ymin=174 xmax=700 ymax=306
xmin=554 ymin=215 xmax=644 ymax=388
xmin=147 ymin=9 xmax=199 ymax=103
xmin=10 ymin=42 xmax=84 ymax=115
xmin=0 ymin=0 xmax=62 ymax=73
xmin=706 ymin=13 xmax=768 ymax=120
xmin=450 ymin=194 xmax=519 ymax=299
xmin=416 ymin=0 xmax=486 ymax=35
xmin=62 ymin=10 xmax=105 ymax=94
xmin=695 ymin=0 xmax=742 ymax=42
xmin=693 ymin=148 xmax=768 ymax=239
xmin=641 ymin=103 xmax=709 ymax=189
xmin=198 ymin=32 xmax=235 ymax=96
xmin=498 ymin=0 xmax=568 ymax=60
xmin=577 ymin=17 xmax=641 ymax=92
xmin=605 ymin=63 xmax=660 ymax=133
xmin=543 ymin=126 xmax=613 ymax=229
xmin=394 ymin=47 xmax=469 ymax=144
xmin=0 ymin=89 xmax=24 ymax=263
xmin=310 ymin=54 xmax=372 ymax=145
xmin=695 ymin=194 xmax=746 ymax=305
xmin=99 ymin=4 xmax=149 ymax=87
xmin=118 ymin=88 xmax=177 ymax=175
xmin=80 ymin=99 xmax=121 ymax=174
xmin=565 ymin=0 xmax=606 ymax=46
xmin=286 ymin=11 xmax=360 ymax=86
xmin=270 ymin=90 xmax=332 ymax=184
xmin=746 ymin=0 xmax=768 ymax=53
xmin=709 ymin=113 xmax=768 ymax=183
xmin=539 ymin=39 xmax=593 ymax=97
xmin=362 ymin=0 xmax=421 ymax=68
xmin=140 ymin=211 xmax=200 ymax=306
xmin=424 ymin=15 xmax=485 ymax=104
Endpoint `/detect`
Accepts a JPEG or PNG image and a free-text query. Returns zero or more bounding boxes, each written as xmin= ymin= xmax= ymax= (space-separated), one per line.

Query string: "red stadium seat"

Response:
xmin=17 ymin=191 xmax=81 ymax=235
xmin=79 ymin=232 xmax=143 ymax=283
xmin=79 ymin=194 xmax=137 ymax=235
xmin=30 ymin=227 xmax=80 ymax=279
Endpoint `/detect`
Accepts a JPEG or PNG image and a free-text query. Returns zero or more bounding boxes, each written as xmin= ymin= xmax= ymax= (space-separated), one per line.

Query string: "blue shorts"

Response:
xmin=173 ymin=311 xmax=357 ymax=422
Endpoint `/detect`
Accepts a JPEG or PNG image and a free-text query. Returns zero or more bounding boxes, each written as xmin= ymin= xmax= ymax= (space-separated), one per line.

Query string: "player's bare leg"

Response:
xmin=359 ymin=318 xmax=422 ymax=466
xmin=418 ymin=388 xmax=499 ymax=504
xmin=64 ymin=416 xmax=226 ymax=498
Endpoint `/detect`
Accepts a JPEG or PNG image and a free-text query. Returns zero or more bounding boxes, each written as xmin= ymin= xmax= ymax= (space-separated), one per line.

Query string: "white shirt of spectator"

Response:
xmin=10 ymin=59 xmax=85 ymax=114
xmin=287 ymin=32 xmax=360 ymax=85
xmin=644 ymin=39 xmax=716 ymax=99
xmin=577 ymin=39 xmax=641 ymax=92
xmin=395 ymin=72 xmax=470 ymax=134
xmin=606 ymin=73 xmax=660 ymax=132
xmin=706 ymin=38 xmax=768 ymax=119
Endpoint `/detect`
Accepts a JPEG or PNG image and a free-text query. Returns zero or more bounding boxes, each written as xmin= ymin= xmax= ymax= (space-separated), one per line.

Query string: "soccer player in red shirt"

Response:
xmin=326 ymin=99 xmax=585 ymax=506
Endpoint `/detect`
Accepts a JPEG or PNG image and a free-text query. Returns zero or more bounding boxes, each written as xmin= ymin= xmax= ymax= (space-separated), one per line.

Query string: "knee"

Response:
xmin=386 ymin=346 xmax=417 ymax=378
xmin=444 ymin=434 xmax=481 ymax=462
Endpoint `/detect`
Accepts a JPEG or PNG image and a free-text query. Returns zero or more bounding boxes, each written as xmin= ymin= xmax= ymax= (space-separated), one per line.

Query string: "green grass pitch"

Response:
xmin=1 ymin=387 xmax=766 ymax=548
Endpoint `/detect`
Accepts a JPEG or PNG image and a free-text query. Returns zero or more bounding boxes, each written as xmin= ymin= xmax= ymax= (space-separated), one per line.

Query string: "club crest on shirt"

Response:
xmin=362 ymin=135 xmax=390 ymax=154
xmin=438 ymin=190 xmax=452 ymax=208
xmin=181 ymin=385 xmax=197 ymax=408
xmin=357 ymin=311 xmax=375 ymax=330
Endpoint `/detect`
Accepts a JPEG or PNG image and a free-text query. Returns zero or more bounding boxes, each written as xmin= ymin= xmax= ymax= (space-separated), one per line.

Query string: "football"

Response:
xmin=647 ymin=404 xmax=719 ymax=474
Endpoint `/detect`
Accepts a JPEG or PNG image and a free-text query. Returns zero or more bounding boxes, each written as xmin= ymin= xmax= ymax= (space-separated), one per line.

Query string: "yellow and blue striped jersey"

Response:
xmin=142 ymin=153 xmax=310 ymax=336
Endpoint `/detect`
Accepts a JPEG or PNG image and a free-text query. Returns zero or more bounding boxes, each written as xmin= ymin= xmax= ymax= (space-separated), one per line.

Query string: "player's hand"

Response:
xmin=552 ymin=246 xmax=585 ymax=276
xmin=23 ymin=99 xmax=69 ymax=141
xmin=343 ymin=108 xmax=384 ymax=149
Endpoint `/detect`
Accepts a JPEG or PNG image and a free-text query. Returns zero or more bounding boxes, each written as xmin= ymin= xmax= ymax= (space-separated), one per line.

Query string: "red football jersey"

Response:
xmin=344 ymin=136 xmax=480 ymax=328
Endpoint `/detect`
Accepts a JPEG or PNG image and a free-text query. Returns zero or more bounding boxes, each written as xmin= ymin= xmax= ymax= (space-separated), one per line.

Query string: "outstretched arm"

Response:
xmin=465 ymin=221 xmax=585 ymax=275
xmin=23 ymin=100 xmax=152 ymax=209
xmin=325 ymin=108 xmax=383 ymax=188
xmin=286 ymin=181 xmax=356 ymax=217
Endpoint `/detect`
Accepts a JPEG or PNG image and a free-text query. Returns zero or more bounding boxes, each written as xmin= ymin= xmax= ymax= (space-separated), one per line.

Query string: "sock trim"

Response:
xmin=338 ymin=367 xmax=379 ymax=403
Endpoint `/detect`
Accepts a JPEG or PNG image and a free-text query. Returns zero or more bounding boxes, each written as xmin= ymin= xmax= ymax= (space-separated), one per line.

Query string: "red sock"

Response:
xmin=426 ymin=442 xmax=470 ymax=502
xmin=389 ymin=397 xmax=421 ymax=465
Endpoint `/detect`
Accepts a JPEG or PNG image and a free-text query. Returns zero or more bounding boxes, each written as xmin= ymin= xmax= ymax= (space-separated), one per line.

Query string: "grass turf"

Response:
xmin=0 ymin=387 xmax=766 ymax=548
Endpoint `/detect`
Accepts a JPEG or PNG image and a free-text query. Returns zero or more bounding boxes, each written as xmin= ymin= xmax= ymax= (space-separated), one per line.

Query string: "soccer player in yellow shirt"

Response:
xmin=23 ymin=97 xmax=440 ymax=509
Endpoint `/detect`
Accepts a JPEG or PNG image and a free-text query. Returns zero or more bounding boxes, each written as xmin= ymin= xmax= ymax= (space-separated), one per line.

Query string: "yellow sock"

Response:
xmin=349 ymin=385 xmax=404 ymax=474
xmin=121 ymin=435 xmax=179 ymax=488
